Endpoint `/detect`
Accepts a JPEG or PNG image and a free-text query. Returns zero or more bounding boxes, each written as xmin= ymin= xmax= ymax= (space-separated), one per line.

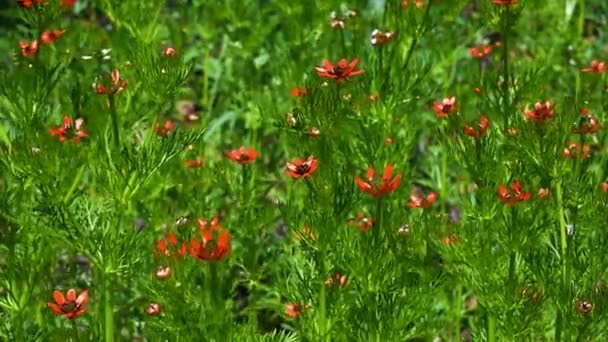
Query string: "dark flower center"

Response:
xmin=61 ymin=302 xmax=77 ymax=312
xmin=331 ymin=66 xmax=345 ymax=76
xmin=296 ymin=164 xmax=310 ymax=174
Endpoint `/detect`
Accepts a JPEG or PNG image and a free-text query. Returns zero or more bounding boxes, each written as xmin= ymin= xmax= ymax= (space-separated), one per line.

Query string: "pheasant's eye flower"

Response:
xmin=402 ymin=0 xmax=425 ymax=8
xmin=47 ymin=289 xmax=88 ymax=320
xmin=291 ymin=87 xmax=308 ymax=98
xmin=154 ymin=119 xmax=175 ymax=137
xmin=463 ymin=115 xmax=490 ymax=138
xmin=325 ymin=272 xmax=348 ymax=288
xmin=493 ymin=0 xmax=518 ymax=5
xmin=432 ymin=97 xmax=457 ymax=118
xmin=18 ymin=0 xmax=44 ymax=8
xmin=562 ymin=142 xmax=591 ymax=159
xmin=95 ymin=69 xmax=128 ymax=95
xmin=286 ymin=155 xmax=318 ymax=179
xmin=355 ymin=163 xmax=402 ymax=197
xmin=576 ymin=300 xmax=593 ymax=314
xmin=441 ymin=234 xmax=457 ymax=246
xmin=197 ymin=216 xmax=221 ymax=233
xmin=315 ymin=58 xmax=365 ymax=81
xmin=497 ymin=180 xmax=531 ymax=205
xmin=581 ymin=60 xmax=606 ymax=74
xmin=370 ymin=29 xmax=395 ymax=47
xmin=285 ymin=302 xmax=304 ymax=318
xmin=184 ymin=156 xmax=204 ymax=169
xmin=572 ymin=108 xmax=602 ymax=134
xmin=601 ymin=182 xmax=608 ymax=194
xmin=49 ymin=116 xmax=88 ymax=143
xmin=146 ymin=303 xmax=162 ymax=316
xmin=330 ymin=19 xmax=345 ymax=29
xmin=308 ymin=127 xmax=321 ymax=137
xmin=190 ymin=229 xmax=231 ymax=261
xmin=348 ymin=212 xmax=375 ymax=232
xmin=407 ymin=191 xmax=438 ymax=209
xmin=469 ymin=44 xmax=492 ymax=59
xmin=155 ymin=232 xmax=188 ymax=259
xmin=155 ymin=266 xmax=172 ymax=280
xmin=60 ymin=0 xmax=77 ymax=8
xmin=163 ymin=47 xmax=177 ymax=57
xmin=41 ymin=30 xmax=66 ymax=44
xmin=538 ymin=188 xmax=550 ymax=199
xmin=228 ymin=146 xmax=259 ymax=165
xmin=524 ymin=100 xmax=555 ymax=122
xmin=19 ymin=40 xmax=39 ymax=57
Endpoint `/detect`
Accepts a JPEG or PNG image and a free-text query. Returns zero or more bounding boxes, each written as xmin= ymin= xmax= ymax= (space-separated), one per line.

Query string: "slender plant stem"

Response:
xmin=103 ymin=272 xmax=114 ymax=342
xmin=501 ymin=6 xmax=511 ymax=129
xmin=108 ymin=95 xmax=120 ymax=149
xmin=488 ymin=314 xmax=496 ymax=342
xmin=555 ymin=180 xmax=569 ymax=341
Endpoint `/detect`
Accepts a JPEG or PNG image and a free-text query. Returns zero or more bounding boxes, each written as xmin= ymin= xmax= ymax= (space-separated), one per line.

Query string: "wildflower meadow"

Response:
xmin=1 ymin=0 xmax=608 ymax=340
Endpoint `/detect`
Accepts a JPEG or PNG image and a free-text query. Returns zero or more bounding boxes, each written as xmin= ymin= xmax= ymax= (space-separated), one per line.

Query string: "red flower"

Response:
xmin=432 ymin=96 xmax=457 ymax=118
xmin=291 ymin=87 xmax=308 ymax=98
xmin=402 ymin=0 xmax=424 ymax=8
xmin=286 ymin=155 xmax=318 ymax=179
xmin=463 ymin=115 xmax=490 ymax=138
xmin=155 ymin=266 xmax=171 ymax=280
xmin=581 ymin=60 xmax=606 ymax=74
xmin=315 ymin=58 xmax=365 ymax=81
xmin=95 ymin=69 xmax=128 ymax=95
xmin=146 ymin=303 xmax=161 ymax=316
xmin=184 ymin=156 xmax=204 ymax=169
xmin=285 ymin=302 xmax=305 ymax=318
xmin=441 ymin=234 xmax=457 ymax=246
xmin=308 ymin=127 xmax=321 ymax=137
xmin=524 ymin=100 xmax=554 ymax=122
xmin=19 ymin=40 xmax=38 ymax=57
xmin=49 ymin=116 xmax=88 ymax=143
xmin=163 ymin=47 xmax=177 ymax=57
xmin=41 ymin=29 xmax=66 ymax=44
xmin=197 ymin=216 xmax=222 ymax=233
xmin=325 ymin=272 xmax=348 ymax=288
xmin=572 ymin=108 xmax=602 ymax=134
xmin=537 ymin=188 xmax=550 ymax=199
xmin=493 ymin=0 xmax=518 ymax=5
xmin=497 ymin=180 xmax=531 ymax=205
xmin=154 ymin=119 xmax=175 ymax=137
xmin=47 ymin=289 xmax=88 ymax=320
xmin=17 ymin=0 xmax=44 ymax=8
xmin=370 ymin=29 xmax=395 ymax=47
xmin=227 ymin=146 xmax=259 ymax=165
xmin=155 ymin=232 xmax=188 ymax=259
xmin=190 ymin=229 xmax=231 ymax=261
xmin=407 ymin=191 xmax=438 ymax=209
xmin=354 ymin=163 xmax=402 ymax=197
xmin=347 ymin=212 xmax=374 ymax=232
xmin=60 ymin=0 xmax=77 ymax=8
xmin=469 ymin=44 xmax=492 ymax=59
xmin=562 ymin=142 xmax=591 ymax=159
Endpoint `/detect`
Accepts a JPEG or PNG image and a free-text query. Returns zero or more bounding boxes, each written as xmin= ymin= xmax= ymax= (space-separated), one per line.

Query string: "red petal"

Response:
xmin=53 ymin=290 xmax=65 ymax=305
xmin=66 ymin=289 xmax=76 ymax=302
xmin=365 ymin=167 xmax=375 ymax=182
xmin=382 ymin=163 xmax=394 ymax=182
xmin=75 ymin=290 xmax=88 ymax=307
xmin=47 ymin=302 xmax=63 ymax=314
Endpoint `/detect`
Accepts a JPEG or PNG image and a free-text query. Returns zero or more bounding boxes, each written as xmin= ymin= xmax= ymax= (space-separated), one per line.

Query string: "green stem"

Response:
xmin=555 ymin=180 xmax=568 ymax=341
xmin=108 ymin=95 xmax=120 ymax=149
xmin=103 ymin=272 xmax=114 ymax=342
xmin=488 ymin=314 xmax=496 ymax=342
xmin=501 ymin=6 xmax=511 ymax=129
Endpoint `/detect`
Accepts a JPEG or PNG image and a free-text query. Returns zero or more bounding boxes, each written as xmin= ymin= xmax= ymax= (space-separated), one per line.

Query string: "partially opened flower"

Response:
xmin=572 ymin=108 xmax=602 ymax=134
xmin=286 ymin=155 xmax=318 ymax=179
xmin=190 ymin=229 xmax=231 ymax=261
xmin=155 ymin=232 xmax=188 ymax=259
xmin=49 ymin=116 xmax=88 ymax=143
xmin=581 ymin=60 xmax=606 ymax=74
xmin=524 ymin=101 xmax=554 ymax=122
xmin=315 ymin=58 xmax=365 ymax=81
xmin=95 ymin=69 xmax=128 ymax=95
xmin=354 ymin=163 xmax=402 ymax=197
xmin=41 ymin=29 xmax=66 ymax=44
xmin=347 ymin=212 xmax=374 ymax=232
xmin=463 ymin=115 xmax=490 ymax=138
xmin=407 ymin=191 xmax=438 ymax=209
xmin=184 ymin=156 xmax=204 ymax=169
xmin=562 ymin=142 xmax=591 ymax=159
xmin=370 ymin=29 xmax=395 ymax=47
xmin=146 ymin=303 xmax=162 ymax=316
xmin=47 ymin=289 xmax=88 ymax=320
xmin=227 ymin=146 xmax=259 ymax=165
xmin=469 ymin=44 xmax=492 ymax=59
xmin=432 ymin=97 xmax=457 ymax=118
xmin=163 ymin=47 xmax=177 ymax=57
xmin=19 ymin=40 xmax=39 ymax=57
xmin=493 ymin=0 xmax=518 ymax=5
xmin=154 ymin=119 xmax=175 ymax=137
xmin=497 ymin=180 xmax=531 ymax=205
xmin=291 ymin=87 xmax=308 ymax=98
